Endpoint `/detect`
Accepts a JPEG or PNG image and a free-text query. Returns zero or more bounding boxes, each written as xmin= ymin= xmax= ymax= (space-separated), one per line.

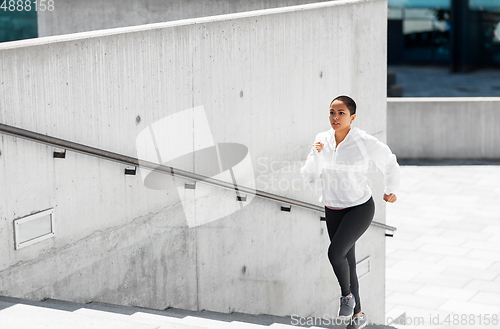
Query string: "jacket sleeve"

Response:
xmin=364 ymin=135 xmax=400 ymax=195
xmin=300 ymin=133 xmax=324 ymax=183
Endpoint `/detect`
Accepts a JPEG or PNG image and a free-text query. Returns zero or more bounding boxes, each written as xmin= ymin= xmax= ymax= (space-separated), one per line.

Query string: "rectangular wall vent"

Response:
xmin=14 ymin=209 xmax=55 ymax=250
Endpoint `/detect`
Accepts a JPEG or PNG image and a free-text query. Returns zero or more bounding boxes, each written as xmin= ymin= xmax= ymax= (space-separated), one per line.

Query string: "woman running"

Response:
xmin=300 ymin=95 xmax=400 ymax=329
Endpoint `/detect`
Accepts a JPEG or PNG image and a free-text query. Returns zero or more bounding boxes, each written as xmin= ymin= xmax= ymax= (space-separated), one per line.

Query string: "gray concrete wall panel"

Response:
xmin=37 ymin=0 xmax=333 ymax=37
xmin=387 ymin=98 xmax=500 ymax=159
xmin=1 ymin=0 xmax=388 ymax=323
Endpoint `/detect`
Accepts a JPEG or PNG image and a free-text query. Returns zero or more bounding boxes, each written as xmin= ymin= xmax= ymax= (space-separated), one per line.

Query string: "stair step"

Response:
xmin=0 ymin=302 xmax=155 ymax=329
xmin=271 ymin=323 xmax=320 ymax=328
xmin=0 ymin=296 xmax=397 ymax=329
xmin=230 ymin=320 xmax=283 ymax=329
xmin=133 ymin=312 xmax=236 ymax=328
xmin=41 ymin=298 xmax=93 ymax=312
xmin=75 ymin=308 xmax=205 ymax=329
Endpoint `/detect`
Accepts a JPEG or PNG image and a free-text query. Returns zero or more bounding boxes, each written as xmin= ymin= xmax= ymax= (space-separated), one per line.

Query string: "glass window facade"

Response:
xmin=469 ymin=0 xmax=500 ymax=10
xmin=388 ymin=0 xmax=451 ymax=9
xmin=0 ymin=7 xmax=38 ymax=43
xmin=388 ymin=0 xmax=500 ymax=67
xmin=388 ymin=4 xmax=451 ymax=64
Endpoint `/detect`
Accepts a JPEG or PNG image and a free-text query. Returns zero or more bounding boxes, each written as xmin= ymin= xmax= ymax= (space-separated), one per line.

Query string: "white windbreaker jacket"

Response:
xmin=300 ymin=127 xmax=400 ymax=208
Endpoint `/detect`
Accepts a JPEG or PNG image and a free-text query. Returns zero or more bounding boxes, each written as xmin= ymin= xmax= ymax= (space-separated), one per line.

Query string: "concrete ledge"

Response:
xmin=387 ymin=97 xmax=500 ymax=159
xmin=36 ymin=0 xmax=345 ymax=37
xmin=398 ymin=158 xmax=500 ymax=166
xmin=388 ymin=97 xmax=500 ymax=102
xmin=2 ymin=0 xmax=364 ymax=50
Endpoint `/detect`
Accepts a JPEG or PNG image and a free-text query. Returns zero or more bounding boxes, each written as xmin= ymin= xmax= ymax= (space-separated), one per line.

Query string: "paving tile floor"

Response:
xmin=385 ymin=165 xmax=500 ymax=329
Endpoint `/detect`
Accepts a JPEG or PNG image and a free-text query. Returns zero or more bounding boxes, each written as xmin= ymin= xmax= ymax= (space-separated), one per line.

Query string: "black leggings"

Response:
xmin=325 ymin=196 xmax=375 ymax=315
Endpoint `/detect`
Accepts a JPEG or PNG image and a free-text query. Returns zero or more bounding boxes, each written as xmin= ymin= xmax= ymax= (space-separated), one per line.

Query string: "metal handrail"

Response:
xmin=0 ymin=123 xmax=396 ymax=232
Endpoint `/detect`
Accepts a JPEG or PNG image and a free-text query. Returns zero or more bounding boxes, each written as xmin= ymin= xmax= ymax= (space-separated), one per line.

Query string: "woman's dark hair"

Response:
xmin=331 ymin=95 xmax=356 ymax=115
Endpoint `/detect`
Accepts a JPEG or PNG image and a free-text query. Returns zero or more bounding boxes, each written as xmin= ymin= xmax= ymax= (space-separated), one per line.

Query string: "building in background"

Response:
xmin=3 ymin=0 xmax=500 ymax=73
xmin=0 ymin=6 xmax=37 ymax=42
xmin=388 ymin=0 xmax=500 ymax=71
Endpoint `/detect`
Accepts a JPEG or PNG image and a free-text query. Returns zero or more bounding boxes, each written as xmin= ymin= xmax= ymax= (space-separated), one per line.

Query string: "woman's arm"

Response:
xmin=300 ymin=133 xmax=325 ymax=183
xmin=364 ymin=135 xmax=400 ymax=202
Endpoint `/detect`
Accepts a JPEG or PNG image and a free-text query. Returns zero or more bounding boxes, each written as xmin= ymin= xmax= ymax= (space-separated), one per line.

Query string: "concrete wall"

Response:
xmin=1 ymin=0 xmax=389 ymax=323
xmin=387 ymin=98 xmax=500 ymax=160
xmin=38 ymin=0 xmax=333 ymax=37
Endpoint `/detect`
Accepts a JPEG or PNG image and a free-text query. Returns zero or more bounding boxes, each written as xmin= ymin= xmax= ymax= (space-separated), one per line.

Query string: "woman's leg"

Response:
xmin=325 ymin=197 xmax=375 ymax=314
xmin=346 ymin=243 xmax=361 ymax=314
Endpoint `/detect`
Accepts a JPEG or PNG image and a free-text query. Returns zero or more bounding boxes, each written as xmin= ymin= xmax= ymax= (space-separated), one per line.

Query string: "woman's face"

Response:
xmin=329 ymin=99 xmax=355 ymax=131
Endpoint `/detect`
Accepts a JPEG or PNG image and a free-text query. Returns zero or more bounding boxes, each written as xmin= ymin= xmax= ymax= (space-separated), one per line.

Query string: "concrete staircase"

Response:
xmin=0 ymin=296 xmax=395 ymax=329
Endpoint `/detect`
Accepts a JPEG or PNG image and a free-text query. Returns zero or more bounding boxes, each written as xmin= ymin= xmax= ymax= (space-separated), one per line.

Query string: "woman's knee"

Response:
xmin=328 ymin=245 xmax=347 ymax=265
